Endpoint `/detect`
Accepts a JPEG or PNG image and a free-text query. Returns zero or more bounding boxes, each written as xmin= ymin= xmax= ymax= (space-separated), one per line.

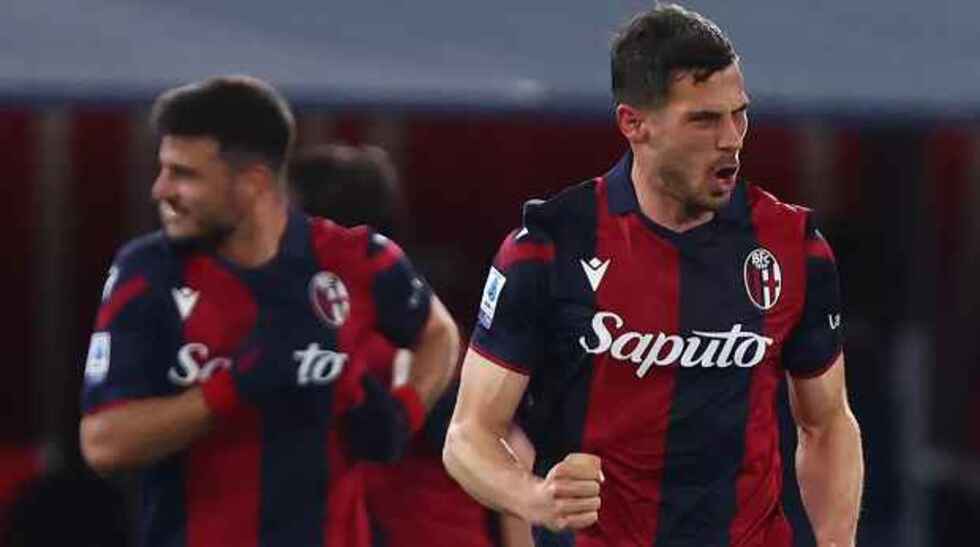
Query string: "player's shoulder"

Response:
xmin=745 ymin=183 xmax=815 ymax=233
xmin=308 ymin=215 xmax=403 ymax=268
xmin=522 ymin=178 xmax=599 ymax=236
xmin=112 ymin=231 xmax=177 ymax=274
xmin=492 ymin=179 xmax=598 ymax=270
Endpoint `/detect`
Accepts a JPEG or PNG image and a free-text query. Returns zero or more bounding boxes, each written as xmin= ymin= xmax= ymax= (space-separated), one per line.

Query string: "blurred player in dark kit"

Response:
xmin=78 ymin=75 xmax=460 ymax=547
xmin=444 ymin=4 xmax=863 ymax=547
xmin=290 ymin=144 xmax=534 ymax=547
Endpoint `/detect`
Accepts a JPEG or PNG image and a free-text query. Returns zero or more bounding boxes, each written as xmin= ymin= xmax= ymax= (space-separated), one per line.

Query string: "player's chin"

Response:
xmin=161 ymin=219 xmax=202 ymax=242
xmin=701 ymin=191 xmax=733 ymax=211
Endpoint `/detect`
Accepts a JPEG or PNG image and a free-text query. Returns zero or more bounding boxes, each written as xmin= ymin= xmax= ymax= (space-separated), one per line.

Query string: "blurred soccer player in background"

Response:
xmin=444 ymin=4 xmax=864 ymax=547
xmin=290 ymin=144 xmax=535 ymax=547
xmin=78 ymin=76 xmax=460 ymax=547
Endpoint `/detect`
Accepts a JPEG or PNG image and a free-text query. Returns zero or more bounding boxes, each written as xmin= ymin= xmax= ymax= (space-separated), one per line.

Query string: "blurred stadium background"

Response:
xmin=1 ymin=0 xmax=978 ymax=545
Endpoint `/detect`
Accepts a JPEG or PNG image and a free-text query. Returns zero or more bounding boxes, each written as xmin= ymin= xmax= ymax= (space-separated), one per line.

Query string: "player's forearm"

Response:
xmin=80 ymin=387 xmax=213 ymax=474
xmin=796 ymin=407 xmax=863 ymax=547
xmin=409 ymin=299 xmax=460 ymax=409
xmin=443 ymin=421 xmax=539 ymax=520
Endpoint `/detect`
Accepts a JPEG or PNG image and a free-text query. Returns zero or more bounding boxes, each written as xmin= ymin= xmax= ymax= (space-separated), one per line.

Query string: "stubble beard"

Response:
xmin=659 ymin=163 xmax=729 ymax=220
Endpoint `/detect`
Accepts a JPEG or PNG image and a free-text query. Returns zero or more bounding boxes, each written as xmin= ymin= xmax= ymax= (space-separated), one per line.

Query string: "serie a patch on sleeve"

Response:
xmin=84 ymin=332 xmax=111 ymax=383
xmin=478 ymin=267 xmax=507 ymax=330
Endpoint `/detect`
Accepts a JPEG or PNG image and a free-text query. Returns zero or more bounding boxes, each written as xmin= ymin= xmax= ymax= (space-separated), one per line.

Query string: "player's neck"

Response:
xmin=630 ymin=161 xmax=714 ymax=233
xmin=216 ymin=190 xmax=289 ymax=268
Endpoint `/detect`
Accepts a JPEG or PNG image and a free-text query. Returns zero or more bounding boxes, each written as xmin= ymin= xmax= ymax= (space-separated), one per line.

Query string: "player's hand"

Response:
xmin=345 ymin=375 xmax=418 ymax=462
xmin=526 ymin=453 xmax=603 ymax=531
xmin=200 ymin=345 xmax=330 ymax=419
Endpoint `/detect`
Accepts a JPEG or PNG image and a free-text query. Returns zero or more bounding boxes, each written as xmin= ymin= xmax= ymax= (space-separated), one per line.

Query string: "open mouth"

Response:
xmin=715 ymin=166 xmax=738 ymax=179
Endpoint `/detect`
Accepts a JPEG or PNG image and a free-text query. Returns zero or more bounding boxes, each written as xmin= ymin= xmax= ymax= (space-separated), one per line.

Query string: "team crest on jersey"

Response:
xmin=309 ymin=271 xmax=350 ymax=327
xmin=743 ymin=248 xmax=782 ymax=311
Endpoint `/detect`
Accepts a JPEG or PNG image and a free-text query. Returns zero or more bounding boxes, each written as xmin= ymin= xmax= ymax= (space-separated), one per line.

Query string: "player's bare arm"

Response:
xmin=407 ymin=295 xmax=460 ymax=410
xmin=80 ymin=387 xmax=213 ymax=474
xmin=443 ymin=349 xmax=603 ymax=532
xmin=789 ymin=353 xmax=864 ymax=547
xmin=499 ymin=423 xmax=536 ymax=547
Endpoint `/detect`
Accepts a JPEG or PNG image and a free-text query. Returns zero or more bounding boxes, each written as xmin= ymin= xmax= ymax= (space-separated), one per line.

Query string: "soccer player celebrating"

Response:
xmin=443 ymin=4 xmax=863 ymax=547
xmin=289 ymin=144 xmax=535 ymax=547
xmin=79 ymin=76 xmax=460 ymax=547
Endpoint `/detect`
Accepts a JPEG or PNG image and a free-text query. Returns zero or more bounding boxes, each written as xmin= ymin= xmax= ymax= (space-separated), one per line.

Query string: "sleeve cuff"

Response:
xmin=469 ymin=343 xmax=530 ymax=376
xmin=788 ymin=348 xmax=843 ymax=379
xmin=201 ymin=369 xmax=245 ymax=421
xmin=391 ymin=385 xmax=426 ymax=433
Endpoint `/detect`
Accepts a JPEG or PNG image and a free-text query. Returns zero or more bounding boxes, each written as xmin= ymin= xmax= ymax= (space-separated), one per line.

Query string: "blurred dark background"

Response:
xmin=2 ymin=1 xmax=978 ymax=545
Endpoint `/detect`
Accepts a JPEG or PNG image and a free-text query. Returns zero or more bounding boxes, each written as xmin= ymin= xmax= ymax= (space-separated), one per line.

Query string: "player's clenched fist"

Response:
xmin=526 ymin=453 xmax=603 ymax=531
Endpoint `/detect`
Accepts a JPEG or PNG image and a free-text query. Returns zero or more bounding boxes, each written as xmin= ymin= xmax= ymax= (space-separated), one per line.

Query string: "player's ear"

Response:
xmin=616 ymin=103 xmax=649 ymax=143
xmin=237 ymin=162 xmax=275 ymax=199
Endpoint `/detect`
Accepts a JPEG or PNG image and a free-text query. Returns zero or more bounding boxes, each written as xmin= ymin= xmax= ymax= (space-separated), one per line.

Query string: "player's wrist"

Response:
xmin=200 ymin=369 xmax=246 ymax=421
xmin=391 ymin=384 xmax=426 ymax=433
xmin=515 ymin=476 xmax=549 ymax=525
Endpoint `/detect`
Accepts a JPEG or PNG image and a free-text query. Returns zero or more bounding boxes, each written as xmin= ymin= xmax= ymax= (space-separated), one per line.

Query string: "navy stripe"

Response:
xmin=259 ymin=396 xmax=331 ymax=547
xmin=250 ymin=259 xmax=334 ymax=547
xmin=524 ymin=182 xmax=599 ymax=547
xmin=654 ymin=224 xmax=764 ymax=547
xmin=139 ymin=456 xmax=187 ymax=547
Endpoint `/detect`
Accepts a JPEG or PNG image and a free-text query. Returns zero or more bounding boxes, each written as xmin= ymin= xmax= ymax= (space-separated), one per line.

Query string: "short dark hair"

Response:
xmin=289 ymin=144 xmax=403 ymax=238
xmin=150 ymin=75 xmax=296 ymax=173
xmin=611 ymin=3 xmax=737 ymax=108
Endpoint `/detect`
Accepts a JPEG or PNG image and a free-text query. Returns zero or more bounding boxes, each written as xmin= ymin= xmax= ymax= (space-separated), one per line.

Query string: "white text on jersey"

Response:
xmin=578 ymin=311 xmax=774 ymax=376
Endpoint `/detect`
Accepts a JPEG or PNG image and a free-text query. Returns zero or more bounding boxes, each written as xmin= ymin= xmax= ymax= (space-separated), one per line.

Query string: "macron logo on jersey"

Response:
xmin=172 ymin=287 xmax=200 ymax=320
xmin=580 ymin=257 xmax=610 ymax=292
xmin=579 ymin=311 xmax=774 ymax=377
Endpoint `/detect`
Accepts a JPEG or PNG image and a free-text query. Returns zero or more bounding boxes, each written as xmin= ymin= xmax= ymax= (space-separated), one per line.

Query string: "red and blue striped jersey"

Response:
xmin=470 ymin=153 xmax=843 ymax=547
xmin=81 ymin=210 xmax=432 ymax=547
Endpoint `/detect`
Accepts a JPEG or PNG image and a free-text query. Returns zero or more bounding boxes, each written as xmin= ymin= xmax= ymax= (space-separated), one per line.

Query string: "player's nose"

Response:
xmin=151 ymin=171 xmax=173 ymax=201
xmin=717 ymin=114 xmax=744 ymax=151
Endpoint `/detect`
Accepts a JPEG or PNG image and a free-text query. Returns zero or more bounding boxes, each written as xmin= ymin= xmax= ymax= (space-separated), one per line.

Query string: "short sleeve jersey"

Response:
xmin=470 ymin=153 xmax=843 ymax=547
xmin=81 ymin=211 xmax=432 ymax=547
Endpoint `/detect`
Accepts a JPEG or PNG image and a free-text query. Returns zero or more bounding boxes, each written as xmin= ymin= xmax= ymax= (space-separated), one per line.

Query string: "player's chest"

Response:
xmin=549 ymin=226 xmax=803 ymax=371
xmin=162 ymin=261 xmax=370 ymax=386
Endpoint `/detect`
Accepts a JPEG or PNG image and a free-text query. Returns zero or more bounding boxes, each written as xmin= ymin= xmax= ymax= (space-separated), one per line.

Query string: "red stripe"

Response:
xmin=805 ymin=235 xmax=835 ymax=262
xmin=310 ymin=219 xmax=378 ymax=545
xmin=96 ymin=276 xmax=149 ymax=330
xmin=182 ymin=256 xmax=262 ymax=547
xmin=729 ymin=188 xmax=806 ymax=546
xmin=392 ymin=385 xmax=426 ymax=433
xmin=370 ymin=237 xmax=405 ymax=273
xmin=469 ymin=343 xmax=530 ymax=376
xmin=577 ymin=179 xmax=679 ymax=546
xmin=495 ymin=231 xmax=555 ymax=270
xmin=323 ymin=428 xmax=370 ymax=546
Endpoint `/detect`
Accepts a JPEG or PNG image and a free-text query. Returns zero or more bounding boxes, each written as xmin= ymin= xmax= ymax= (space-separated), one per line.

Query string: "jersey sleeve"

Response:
xmin=782 ymin=218 xmax=844 ymax=377
xmin=81 ymin=246 xmax=167 ymax=412
xmin=469 ymin=227 xmax=554 ymax=375
xmin=368 ymin=232 xmax=433 ymax=348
